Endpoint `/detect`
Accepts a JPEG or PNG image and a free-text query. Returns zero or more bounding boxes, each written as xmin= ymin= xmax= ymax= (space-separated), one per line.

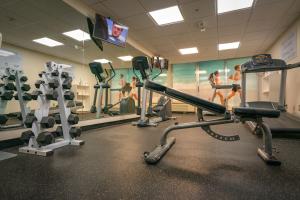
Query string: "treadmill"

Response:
xmin=241 ymin=54 xmax=300 ymax=138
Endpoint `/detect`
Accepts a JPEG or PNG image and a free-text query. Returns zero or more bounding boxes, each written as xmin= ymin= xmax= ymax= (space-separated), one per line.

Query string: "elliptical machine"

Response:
xmin=132 ymin=56 xmax=173 ymax=127
xmin=89 ymin=62 xmax=115 ymax=118
xmin=89 ymin=62 xmax=135 ymax=117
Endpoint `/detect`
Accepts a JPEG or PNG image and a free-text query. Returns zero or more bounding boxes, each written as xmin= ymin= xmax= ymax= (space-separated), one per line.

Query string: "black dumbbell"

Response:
xmin=7 ymin=74 xmax=16 ymax=81
xmin=61 ymin=72 xmax=69 ymax=78
xmin=68 ymin=114 xmax=79 ymax=125
xmin=4 ymin=82 xmax=15 ymax=90
xmin=20 ymin=76 xmax=28 ymax=82
xmin=38 ymin=71 xmax=45 ymax=78
xmin=36 ymin=132 xmax=54 ymax=146
xmin=14 ymin=93 xmax=32 ymax=101
xmin=35 ymin=80 xmax=44 ymax=89
xmin=45 ymin=90 xmax=58 ymax=100
xmin=48 ymin=79 xmax=59 ymax=89
xmin=40 ymin=116 xmax=55 ymax=128
xmin=0 ymin=114 xmax=8 ymax=125
xmin=54 ymin=126 xmax=63 ymax=137
xmin=64 ymin=91 xmax=74 ymax=100
xmin=69 ymin=127 xmax=81 ymax=138
xmin=62 ymin=77 xmax=72 ymax=89
xmin=24 ymin=113 xmax=37 ymax=128
xmin=16 ymin=112 xmax=23 ymax=120
xmin=21 ymin=84 xmax=31 ymax=91
xmin=0 ymin=91 xmax=14 ymax=100
xmin=54 ymin=114 xmax=61 ymax=124
xmin=51 ymin=70 xmax=59 ymax=77
xmin=31 ymin=90 xmax=42 ymax=100
xmin=20 ymin=130 xmax=34 ymax=144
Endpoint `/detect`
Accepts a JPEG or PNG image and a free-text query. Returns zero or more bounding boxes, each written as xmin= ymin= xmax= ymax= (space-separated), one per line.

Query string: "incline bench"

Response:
xmin=132 ymin=56 xmax=281 ymax=166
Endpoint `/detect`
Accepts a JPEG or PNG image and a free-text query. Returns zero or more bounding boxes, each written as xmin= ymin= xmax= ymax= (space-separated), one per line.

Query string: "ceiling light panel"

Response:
xmin=118 ymin=56 xmax=133 ymax=61
xmin=94 ymin=59 xmax=111 ymax=64
xmin=63 ymin=29 xmax=91 ymax=41
xmin=217 ymin=0 xmax=254 ymax=14
xmin=179 ymin=47 xmax=198 ymax=55
xmin=218 ymin=41 xmax=240 ymax=50
xmin=149 ymin=6 xmax=184 ymax=26
xmin=33 ymin=37 xmax=63 ymax=47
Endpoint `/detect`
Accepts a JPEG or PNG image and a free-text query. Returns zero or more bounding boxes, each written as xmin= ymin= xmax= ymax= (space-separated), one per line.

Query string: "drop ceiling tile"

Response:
xmin=193 ymin=28 xmax=219 ymax=41
xmin=255 ymin=0 xmax=285 ymax=6
xmin=218 ymin=24 xmax=245 ymax=37
xmin=251 ymin=0 xmax=294 ymax=21
xmin=138 ymin=0 xmax=177 ymax=11
xmin=122 ymin=13 xmax=155 ymax=30
xmin=169 ymin=32 xmax=196 ymax=44
xmin=246 ymin=19 xmax=277 ymax=33
xmin=134 ymin=26 xmax=165 ymax=39
xmin=242 ymin=31 xmax=270 ymax=41
xmin=218 ymin=10 xmax=251 ymax=27
xmin=81 ymin=0 xmax=103 ymax=5
xmin=218 ymin=34 xmax=242 ymax=43
xmin=187 ymin=15 xmax=217 ymax=31
xmin=289 ymin=0 xmax=300 ymax=15
xmin=102 ymin=0 xmax=146 ymax=19
xmin=158 ymin=23 xmax=192 ymax=36
xmin=218 ymin=50 xmax=236 ymax=59
xmin=93 ymin=2 xmax=117 ymax=17
xmin=196 ymin=37 xmax=218 ymax=47
xmin=180 ymin=0 xmax=215 ymax=21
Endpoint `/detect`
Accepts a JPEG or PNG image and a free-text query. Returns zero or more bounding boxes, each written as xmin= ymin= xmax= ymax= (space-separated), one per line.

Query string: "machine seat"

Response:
xmin=233 ymin=107 xmax=280 ymax=118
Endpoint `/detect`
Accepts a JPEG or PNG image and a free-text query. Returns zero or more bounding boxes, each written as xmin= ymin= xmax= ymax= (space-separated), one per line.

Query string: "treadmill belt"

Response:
xmin=264 ymin=113 xmax=300 ymax=138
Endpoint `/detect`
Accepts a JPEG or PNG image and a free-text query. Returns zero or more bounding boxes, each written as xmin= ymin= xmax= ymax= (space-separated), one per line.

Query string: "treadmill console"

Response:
xmin=252 ymin=54 xmax=273 ymax=66
xmin=242 ymin=54 xmax=287 ymax=73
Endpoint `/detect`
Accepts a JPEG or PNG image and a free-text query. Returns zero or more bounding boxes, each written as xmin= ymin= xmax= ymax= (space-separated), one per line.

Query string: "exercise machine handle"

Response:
xmin=287 ymin=62 xmax=300 ymax=69
xmin=151 ymin=56 xmax=163 ymax=80
xmin=105 ymin=62 xmax=116 ymax=83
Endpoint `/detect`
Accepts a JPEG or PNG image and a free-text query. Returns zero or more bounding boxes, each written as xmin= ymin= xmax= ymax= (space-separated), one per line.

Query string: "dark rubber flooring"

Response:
xmin=1 ymin=114 xmax=300 ymax=200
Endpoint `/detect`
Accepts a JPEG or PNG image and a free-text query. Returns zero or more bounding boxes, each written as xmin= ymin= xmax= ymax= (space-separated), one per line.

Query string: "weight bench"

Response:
xmin=144 ymin=80 xmax=281 ymax=166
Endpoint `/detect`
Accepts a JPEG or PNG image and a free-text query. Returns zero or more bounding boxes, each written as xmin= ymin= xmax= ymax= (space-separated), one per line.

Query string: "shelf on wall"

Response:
xmin=73 ymin=84 xmax=90 ymax=88
xmin=262 ymin=90 xmax=270 ymax=94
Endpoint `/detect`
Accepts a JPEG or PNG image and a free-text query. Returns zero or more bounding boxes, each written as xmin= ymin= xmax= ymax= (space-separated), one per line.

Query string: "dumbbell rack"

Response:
xmin=0 ymin=65 xmax=31 ymax=128
xmin=19 ymin=62 xmax=84 ymax=156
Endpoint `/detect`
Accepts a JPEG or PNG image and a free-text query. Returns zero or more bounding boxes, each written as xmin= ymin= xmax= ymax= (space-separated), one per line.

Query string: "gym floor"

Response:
xmin=1 ymin=114 xmax=300 ymax=200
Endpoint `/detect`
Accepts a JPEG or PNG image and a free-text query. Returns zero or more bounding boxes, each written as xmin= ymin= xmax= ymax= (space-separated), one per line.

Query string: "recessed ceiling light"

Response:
xmin=217 ymin=0 xmax=254 ymax=14
xmin=149 ymin=5 xmax=184 ymax=26
xmin=118 ymin=56 xmax=133 ymax=61
xmin=218 ymin=42 xmax=240 ymax=51
xmin=33 ymin=37 xmax=63 ymax=47
xmin=94 ymin=59 xmax=111 ymax=64
xmin=0 ymin=49 xmax=15 ymax=57
xmin=63 ymin=29 xmax=91 ymax=41
xmin=179 ymin=47 xmax=198 ymax=55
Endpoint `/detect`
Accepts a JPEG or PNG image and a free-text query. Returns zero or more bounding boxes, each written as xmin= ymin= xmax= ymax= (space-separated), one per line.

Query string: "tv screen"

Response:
xmin=93 ymin=14 xmax=129 ymax=48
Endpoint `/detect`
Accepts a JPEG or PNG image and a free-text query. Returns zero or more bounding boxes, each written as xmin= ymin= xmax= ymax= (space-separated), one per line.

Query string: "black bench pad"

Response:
xmin=145 ymin=80 xmax=167 ymax=92
xmin=166 ymin=88 xmax=226 ymax=114
xmin=233 ymin=107 xmax=280 ymax=118
xmin=145 ymin=80 xmax=226 ymax=114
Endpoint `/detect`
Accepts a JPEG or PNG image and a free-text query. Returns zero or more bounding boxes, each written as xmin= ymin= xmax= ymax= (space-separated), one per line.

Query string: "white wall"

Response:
xmin=266 ymin=17 xmax=300 ymax=117
xmin=2 ymin=43 xmax=95 ymax=113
